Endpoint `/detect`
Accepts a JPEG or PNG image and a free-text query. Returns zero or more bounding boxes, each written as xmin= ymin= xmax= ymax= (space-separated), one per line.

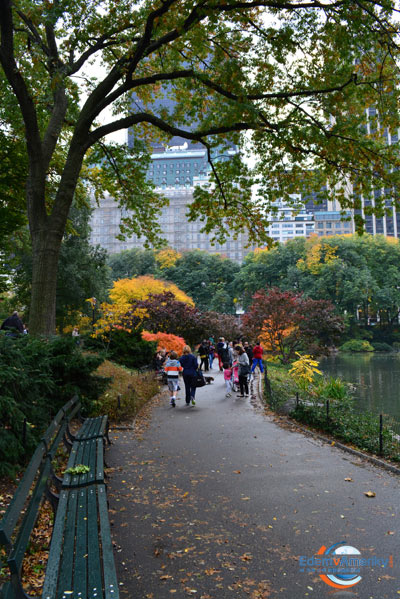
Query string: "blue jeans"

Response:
xmin=183 ymin=374 xmax=196 ymax=403
xmin=209 ymin=353 xmax=214 ymax=368
xmin=251 ymin=358 xmax=264 ymax=373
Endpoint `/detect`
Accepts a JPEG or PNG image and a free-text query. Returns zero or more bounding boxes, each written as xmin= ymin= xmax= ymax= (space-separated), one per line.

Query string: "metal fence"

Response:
xmin=290 ymin=391 xmax=400 ymax=462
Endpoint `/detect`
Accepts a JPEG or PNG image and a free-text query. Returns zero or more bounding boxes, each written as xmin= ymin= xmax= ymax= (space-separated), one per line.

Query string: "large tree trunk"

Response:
xmin=29 ymin=227 xmax=63 ymax=336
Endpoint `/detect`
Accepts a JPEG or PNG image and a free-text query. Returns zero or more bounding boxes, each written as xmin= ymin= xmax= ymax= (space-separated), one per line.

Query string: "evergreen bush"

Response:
xmin=371 ymin=341 xmax=393 ymax=352
xmin=84 ymin=328 xmax=156 ymax=369
xmin=0 ymin=334 xmax=109 ymax=477
xmin=339 ymin=339 xmax=374 ymax=352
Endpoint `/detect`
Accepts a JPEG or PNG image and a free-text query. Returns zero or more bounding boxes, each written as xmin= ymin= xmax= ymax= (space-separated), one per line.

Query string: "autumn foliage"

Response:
xmin=142 ymin=331 xmax=186 ymax=355
xmin=242 ymin=288 xmax=344 ymax=363
xmin=110 ymin=275 xmax=194 ymax=307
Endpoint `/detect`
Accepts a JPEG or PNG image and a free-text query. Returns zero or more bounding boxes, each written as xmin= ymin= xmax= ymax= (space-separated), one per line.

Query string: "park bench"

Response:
xmin=0 ymin=397 xmax=119 ymax=599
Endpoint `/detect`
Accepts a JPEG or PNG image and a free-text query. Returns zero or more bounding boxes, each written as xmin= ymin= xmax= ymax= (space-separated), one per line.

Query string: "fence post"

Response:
xmin=117 ymin=394 xmax=121 ymax=410
xmin=296 ymin=392 xmax=299 ymax=408
xmin=379 ymin=414 xmax=383 ymax=456
xmin=326 ymin=399 xmax=330 ymax=422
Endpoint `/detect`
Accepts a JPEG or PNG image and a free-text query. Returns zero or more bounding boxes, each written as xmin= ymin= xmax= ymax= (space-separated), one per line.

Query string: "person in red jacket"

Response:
xmin=251 ymin=342 xmax=264 ymax=374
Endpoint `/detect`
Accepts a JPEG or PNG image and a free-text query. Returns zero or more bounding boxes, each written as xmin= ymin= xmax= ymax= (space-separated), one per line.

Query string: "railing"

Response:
xmin=265 ymin=376 xmax=400 ymax=463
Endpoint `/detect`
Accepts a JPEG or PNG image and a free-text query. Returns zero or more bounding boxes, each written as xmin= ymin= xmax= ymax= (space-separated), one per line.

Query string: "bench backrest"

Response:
xmin=0 ymin=396 xmax=81 ymax=553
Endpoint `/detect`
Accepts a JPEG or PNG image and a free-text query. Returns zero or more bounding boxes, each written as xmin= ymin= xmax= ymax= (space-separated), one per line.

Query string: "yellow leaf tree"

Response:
xmin=109 ymin=275 xmax=194 ymax=307
xmin=155 ymin=248 xmax=182 ymax=270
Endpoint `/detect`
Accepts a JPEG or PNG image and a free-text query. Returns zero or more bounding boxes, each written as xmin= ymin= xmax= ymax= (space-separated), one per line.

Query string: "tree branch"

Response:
xmin=86 ymin=111 xmax=261 ymax=150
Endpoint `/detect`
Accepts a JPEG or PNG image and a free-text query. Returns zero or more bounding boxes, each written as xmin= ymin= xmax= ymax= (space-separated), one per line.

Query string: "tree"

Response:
xmin=123 ymin=291 xmax=203 ymax=345
xmin=242 ymin=288 xmax=344 ymax=363
xmin=1 ymin=0 xmax=399 ymax=334
xmin=163 ymin=250 xmax=240 ymax=312
xmin=8 ymin=202 xmax=111 ymax=330
xmin=107 ymin=249 xmax=158 ymax=281
xmin=110 ymin=290 xmax=241 ymax=345
xmin=109 ymin=276 xmax=194 ymax=307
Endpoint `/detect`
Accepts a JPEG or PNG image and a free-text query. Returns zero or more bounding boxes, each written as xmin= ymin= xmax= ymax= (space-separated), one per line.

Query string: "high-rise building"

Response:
xmin=266 ymin=196 xmax=315 ymax=243
xmin=89 ymin=144 xmax=252 ymax=262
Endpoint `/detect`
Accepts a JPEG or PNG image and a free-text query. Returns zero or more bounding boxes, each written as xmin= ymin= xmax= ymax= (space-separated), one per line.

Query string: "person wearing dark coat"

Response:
xmin=1 ymin=311 xmax=24 ymax=335
xmin=243 ymin=341 xmax=253 ymax=362
xmin=179 ymin=345 xmax=199 ymax=406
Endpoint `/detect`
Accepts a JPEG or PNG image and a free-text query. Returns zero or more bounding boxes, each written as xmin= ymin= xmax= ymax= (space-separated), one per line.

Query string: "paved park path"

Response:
xmin=107 ymin=371 xmax=399 ymax=599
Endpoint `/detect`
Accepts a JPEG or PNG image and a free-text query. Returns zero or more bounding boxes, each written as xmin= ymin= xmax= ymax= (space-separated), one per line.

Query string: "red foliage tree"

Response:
xmin=123 ymin=292 xmax=241 ymax=347
xmin=242 ymin=288 xmax=344 ymax=363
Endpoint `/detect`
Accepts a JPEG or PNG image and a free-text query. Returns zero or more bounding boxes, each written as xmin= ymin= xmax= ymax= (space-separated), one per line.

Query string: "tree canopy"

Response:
xmin=235 ymin=234 xmax=400 ymax=327
xmin=1 ymin=0 xmax=400 ymax=333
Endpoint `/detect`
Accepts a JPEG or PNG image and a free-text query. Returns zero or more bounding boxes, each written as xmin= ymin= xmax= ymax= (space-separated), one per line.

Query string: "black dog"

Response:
xmin=204 ymin=376 xmax=214 ymax=385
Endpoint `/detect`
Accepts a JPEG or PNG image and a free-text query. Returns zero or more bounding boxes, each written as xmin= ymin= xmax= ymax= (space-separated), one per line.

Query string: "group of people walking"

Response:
xmin=157 ymin=338 xmax=264 ymax=408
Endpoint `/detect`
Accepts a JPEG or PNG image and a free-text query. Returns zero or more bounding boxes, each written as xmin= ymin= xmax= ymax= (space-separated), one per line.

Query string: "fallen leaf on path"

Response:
xmin=364 ymin=491 xmax=376 ymax=498
xmin=344 ymin=477 xmax=353 ymax=482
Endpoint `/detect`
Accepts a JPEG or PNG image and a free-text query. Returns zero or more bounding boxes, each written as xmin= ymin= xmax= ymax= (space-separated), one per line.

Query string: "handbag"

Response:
xmin=240 ymin=363 xmax=251 ymax=376
xmin=194 ymin=369 xmax=206 ymax=387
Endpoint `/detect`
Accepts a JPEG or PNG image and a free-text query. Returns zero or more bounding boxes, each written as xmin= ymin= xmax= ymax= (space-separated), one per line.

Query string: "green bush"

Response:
xmin=0 ymin=334 xmax=109 ymax=477
xmin=84 ymin=328 xmax=156 ymax=369
xmin=371 ymin=342 xmax=393 ymax=352
xmin=293 ymin=400 xmax=399 ymax=460
xmin=339 ymin=339 xmax=374 ymax=352
xmin=314 ymin=376 xmax=349 ymax=400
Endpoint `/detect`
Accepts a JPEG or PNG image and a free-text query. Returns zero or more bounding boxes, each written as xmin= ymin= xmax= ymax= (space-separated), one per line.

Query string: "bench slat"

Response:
xmin=73 ymin=488 xmax=88 ymax=599
xmin=75 ymin=416 xmax=107 ymax=441
xmin=62 ymin=438 xmax=105 ymax=489
xmin=87 ymin=486 xmax=104 ymax=599
xmin=98 ymin=485 xmax=119 ymax=599
xmin=96 ymin=439 xmax=104 ymax=486
xmin=56 ymin=490 xmax=78 ymax=599
xmin=41 ymin=489 xmax=69 ymax=599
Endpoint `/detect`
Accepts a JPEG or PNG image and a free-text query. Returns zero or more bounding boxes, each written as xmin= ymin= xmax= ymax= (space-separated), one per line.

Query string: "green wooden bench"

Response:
xmin=0 ymin=397 xmax=118 ymax=599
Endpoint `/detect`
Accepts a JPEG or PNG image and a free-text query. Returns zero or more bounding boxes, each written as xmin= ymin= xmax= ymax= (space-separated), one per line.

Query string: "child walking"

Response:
xmin=164 ymin=351 xmax=183 ymax=407
xmin=223 ymin=362 xmax=233 ymax=397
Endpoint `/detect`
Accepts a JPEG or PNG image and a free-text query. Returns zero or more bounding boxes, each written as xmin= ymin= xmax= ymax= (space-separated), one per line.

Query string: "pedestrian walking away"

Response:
xmin=179 ymin=345 xmax=198 ymax=406
xmin=236 ymin=345 xmax=250 ymax=397
xmin=251 ymin=341 xmax=264 ymax=374
xmin=164 ymin=351 xmax=183 ymax=407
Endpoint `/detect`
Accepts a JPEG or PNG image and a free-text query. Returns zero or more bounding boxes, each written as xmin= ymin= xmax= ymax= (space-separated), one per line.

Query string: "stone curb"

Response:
xmin=255 ymin=371 xmax=400 ymax=477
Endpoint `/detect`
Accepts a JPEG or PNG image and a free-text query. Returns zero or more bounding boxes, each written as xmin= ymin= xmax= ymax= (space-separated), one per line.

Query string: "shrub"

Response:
xmin=339 ymin=339 xmax=374 ymax=352
xmin=371 ymin=342 xmax=393 ymax=352
xmin=84 ymin=328 xmax=156 ymax=369
xmin=314 ymin=376 xmax=349 ymax=400
xmin=91 ymin=360 xmax=160 ymax=422
xmin=0 ymin=334 xmax=109 ymax=477
xmin=142 ymin=331 xmax=186 ymax=354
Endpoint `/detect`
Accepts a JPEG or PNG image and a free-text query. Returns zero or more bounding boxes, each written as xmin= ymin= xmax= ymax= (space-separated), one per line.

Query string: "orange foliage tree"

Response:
xmin=242 ymin=288 xmax=344 ymax=364
xmin=142 ymin=331 xmax=186 ymax=355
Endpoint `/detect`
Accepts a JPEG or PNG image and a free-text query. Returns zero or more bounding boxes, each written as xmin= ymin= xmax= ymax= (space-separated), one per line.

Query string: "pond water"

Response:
xmin=320 ymin=353 xmax=400 ymax=420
